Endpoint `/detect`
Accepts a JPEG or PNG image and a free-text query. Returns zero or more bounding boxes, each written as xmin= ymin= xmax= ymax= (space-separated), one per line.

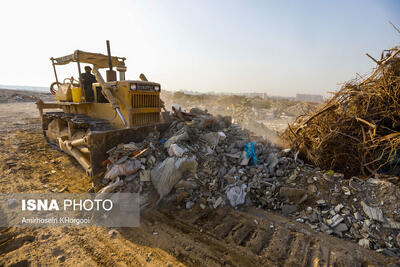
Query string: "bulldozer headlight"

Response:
xmin=130 ymin=84 xmax=136 ymax=91
xmin=154 ymin=86 xmax=160 ymax=92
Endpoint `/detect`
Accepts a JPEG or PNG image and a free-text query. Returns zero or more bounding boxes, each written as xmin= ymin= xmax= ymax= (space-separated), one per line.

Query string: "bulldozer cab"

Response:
xmin=50 ymin=50 xmax=126 ymax=103
xmin=48 ymin=49 xmax=163 ymax=129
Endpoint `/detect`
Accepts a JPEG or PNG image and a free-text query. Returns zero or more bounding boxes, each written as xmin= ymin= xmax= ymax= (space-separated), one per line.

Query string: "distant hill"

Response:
xmin=0 ymin=84 xmax=48 ymax=93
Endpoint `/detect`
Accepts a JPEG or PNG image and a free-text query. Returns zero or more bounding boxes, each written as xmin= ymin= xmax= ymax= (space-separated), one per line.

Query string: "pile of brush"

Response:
xmin=284 ymin=45 xmax=400 ymax=177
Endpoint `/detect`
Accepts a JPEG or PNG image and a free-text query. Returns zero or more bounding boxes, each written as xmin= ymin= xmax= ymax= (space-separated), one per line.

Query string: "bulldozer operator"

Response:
xmin=81 ymin=66 xmax=97 ymax=101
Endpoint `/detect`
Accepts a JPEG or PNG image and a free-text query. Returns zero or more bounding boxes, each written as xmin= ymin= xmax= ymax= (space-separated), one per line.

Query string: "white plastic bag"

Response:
xmin=97 ymin=177 xmax=123 ymax=194
xmin=164 ymin=131 xmax=189 ymax=148
xmin=201 ymin=132 xmax=220 ymax=148
xmin=168 ymin=144 xmax=187 ymax=157
xmin=151 ymin=156 xmax=197 ymax=201
xmin=226 ymin=184 xmax=247 ymax=207
xmin=105 ymin=159 xmax=141 ymax=180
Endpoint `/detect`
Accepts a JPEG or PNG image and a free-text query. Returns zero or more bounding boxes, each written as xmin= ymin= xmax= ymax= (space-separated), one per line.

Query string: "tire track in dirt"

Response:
xmin=135 ymin=206 xmax=399 ymax=266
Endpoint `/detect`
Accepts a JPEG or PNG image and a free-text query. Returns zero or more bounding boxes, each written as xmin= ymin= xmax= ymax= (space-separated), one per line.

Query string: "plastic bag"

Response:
xmin=201 ymin=132 xmax=220 ymax=148
xmin=226 ymin=184 xmax=247 ymax=207
xmin=151 ymin=156 xmax=197 ymax=201
xmin=168 ymin=144 xmax=187 ymax=157
xmin=97 ymin=177 xmax=123 ymax=194
xmin=105 ymin=159 xmax=141 ymax=180
xmin=164 ymin=131 xmax=189 ymax=148
xmin=244 ymin=142 xmax=257 ymax=165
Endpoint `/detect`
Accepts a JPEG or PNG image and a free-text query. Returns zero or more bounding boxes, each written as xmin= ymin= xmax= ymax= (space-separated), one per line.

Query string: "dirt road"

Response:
xmin=0 ymin=102 xmax=398 ymax=266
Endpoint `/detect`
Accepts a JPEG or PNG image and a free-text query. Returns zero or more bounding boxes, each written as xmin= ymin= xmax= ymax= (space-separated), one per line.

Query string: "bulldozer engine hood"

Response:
xmin=52 ymin=50 xmax=125 ymax=69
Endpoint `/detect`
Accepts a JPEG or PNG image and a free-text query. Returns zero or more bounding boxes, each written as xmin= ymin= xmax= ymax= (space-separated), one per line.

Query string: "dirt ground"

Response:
xmin=0 ymin=95 xmax=398 ymax=266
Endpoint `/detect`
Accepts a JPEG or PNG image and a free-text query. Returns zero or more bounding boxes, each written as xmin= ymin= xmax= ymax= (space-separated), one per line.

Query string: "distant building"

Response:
xmin=295 ymin=94 xmax=324 ymax=103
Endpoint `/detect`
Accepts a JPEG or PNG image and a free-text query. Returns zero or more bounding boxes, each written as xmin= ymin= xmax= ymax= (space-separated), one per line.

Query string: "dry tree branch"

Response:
xmin=389 ymin=21 xmax=400 ymax=34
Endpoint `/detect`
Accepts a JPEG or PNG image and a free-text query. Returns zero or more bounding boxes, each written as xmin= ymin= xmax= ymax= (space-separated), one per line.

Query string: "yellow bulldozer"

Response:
xmin=36 ymin=41 xmax=169 ymax=177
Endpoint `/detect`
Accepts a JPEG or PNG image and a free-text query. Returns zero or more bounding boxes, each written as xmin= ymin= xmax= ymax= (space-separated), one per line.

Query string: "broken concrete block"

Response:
xmin=333 ymin=223 xmax=348 ymax=233
xmin=358 ymin=238 xmax=370 ymax=249
xmin=139 ymin=170 xmax=151 ymax=182
xmin=213 ymin=197 xmax=223 ymax=209
xmin=282 ymin=204 xmax=297 ymax=216
xmin=361 ymin=201 xmax=385 ymax=223
xmin=327 ymin=214 xmax=344 ymax=228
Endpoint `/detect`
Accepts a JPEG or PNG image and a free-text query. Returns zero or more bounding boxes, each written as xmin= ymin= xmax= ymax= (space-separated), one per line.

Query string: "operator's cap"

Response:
xmin=84 ymin=66 xmax=92 ymax=71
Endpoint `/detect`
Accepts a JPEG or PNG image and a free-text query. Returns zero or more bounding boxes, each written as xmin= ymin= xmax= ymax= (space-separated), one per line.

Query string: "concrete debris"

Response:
xmin=213 ymin=196 xmax=223 ymax=209
xmin=333 ymin=223 xmax=348 ymax=234
xmin=327 ymin=214 xmax=344 ymax=228
xmin=383 ymin=218 xmax=400 ymax=229
xmin=282 ymin=204 xmax=297 ymax=216
xmin=358 ymin=238 xmax=370 ymax=249
xmin=186 ymin=201 xmax=195 ymax=209
xmin=334 ymin=204 xmax=344 ymax=213
xmin=139 ymin=170 xmax=151 ymax=182
xmin=240 ymin=151 xmax=250 ymax=166
xmin=201 ymin=132 xmax=221 ymax=148
xmin=96 ymin=107 xmax=400 ymax=255
xmin=361 ymin=201 xmax=385 ymax=223
xmin=266 ymin=153 xmax=279 ymax=174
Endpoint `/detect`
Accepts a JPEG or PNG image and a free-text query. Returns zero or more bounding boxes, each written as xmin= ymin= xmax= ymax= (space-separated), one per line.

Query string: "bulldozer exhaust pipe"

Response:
xmin=106 ymin=40 xmax=117 ymax=82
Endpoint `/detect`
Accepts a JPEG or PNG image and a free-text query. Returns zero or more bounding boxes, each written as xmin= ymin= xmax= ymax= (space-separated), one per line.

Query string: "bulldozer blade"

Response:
xmin=87 ymin=123 xmax=171 ymax=177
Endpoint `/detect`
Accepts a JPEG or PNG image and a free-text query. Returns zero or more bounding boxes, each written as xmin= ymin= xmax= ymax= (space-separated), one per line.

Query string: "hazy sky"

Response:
xmin=1 ymin=0 xmax=399 ymax=96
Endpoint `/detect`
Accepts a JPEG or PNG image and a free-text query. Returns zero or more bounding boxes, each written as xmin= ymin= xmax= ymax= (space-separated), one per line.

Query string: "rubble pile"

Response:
xmin=98 ymin=107 xmax=400 ymax=257
xmin=161 ymin=91 xmax=318 ymax=138
xmin=284 ymin=45 xmax=400 ymax=177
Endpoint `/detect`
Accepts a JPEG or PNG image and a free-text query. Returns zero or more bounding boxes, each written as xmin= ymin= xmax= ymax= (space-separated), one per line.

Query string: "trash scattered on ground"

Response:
xmin=108 ymin=229 xmax=119 ymax=239
xmin=97 ymin=105 xmax=400 ymax=257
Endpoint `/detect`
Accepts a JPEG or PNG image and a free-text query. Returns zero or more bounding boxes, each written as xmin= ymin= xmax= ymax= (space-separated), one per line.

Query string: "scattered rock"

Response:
xmin=139 ymin=170 xmax=151 ymax=182
xmin=333 ymin=223 xmax=348 ymax=234
xmin=358 ymin=238 xmax=370 ymax=249
xmin=108 ymin=229 xmax=119 ymax=239
xmin=282 ymin=204 xmax=297 ymax=216
xmin=361 ymin=201 xmax=385 ymax=223
xmin=327 ymin=214 xmax=344 ymax=228
xmin=213 ymin=197 xmax=223 ymax=209
xmin=57 ymin=255 xmax=65 ymax=262
xmin=186 ymin=201 xmax=195 ymax=209
xmin=334 ymin=204 xmax=344 ymax=213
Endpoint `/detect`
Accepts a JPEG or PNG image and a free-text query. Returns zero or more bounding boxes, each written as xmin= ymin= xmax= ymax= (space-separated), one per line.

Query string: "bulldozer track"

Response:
xmin=139 ymin=206 xmax=399 ymax=267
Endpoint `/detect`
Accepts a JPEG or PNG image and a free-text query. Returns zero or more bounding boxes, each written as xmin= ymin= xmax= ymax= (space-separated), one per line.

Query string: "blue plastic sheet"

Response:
xmin=244 ymin=142 xmax=257 ymax=165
